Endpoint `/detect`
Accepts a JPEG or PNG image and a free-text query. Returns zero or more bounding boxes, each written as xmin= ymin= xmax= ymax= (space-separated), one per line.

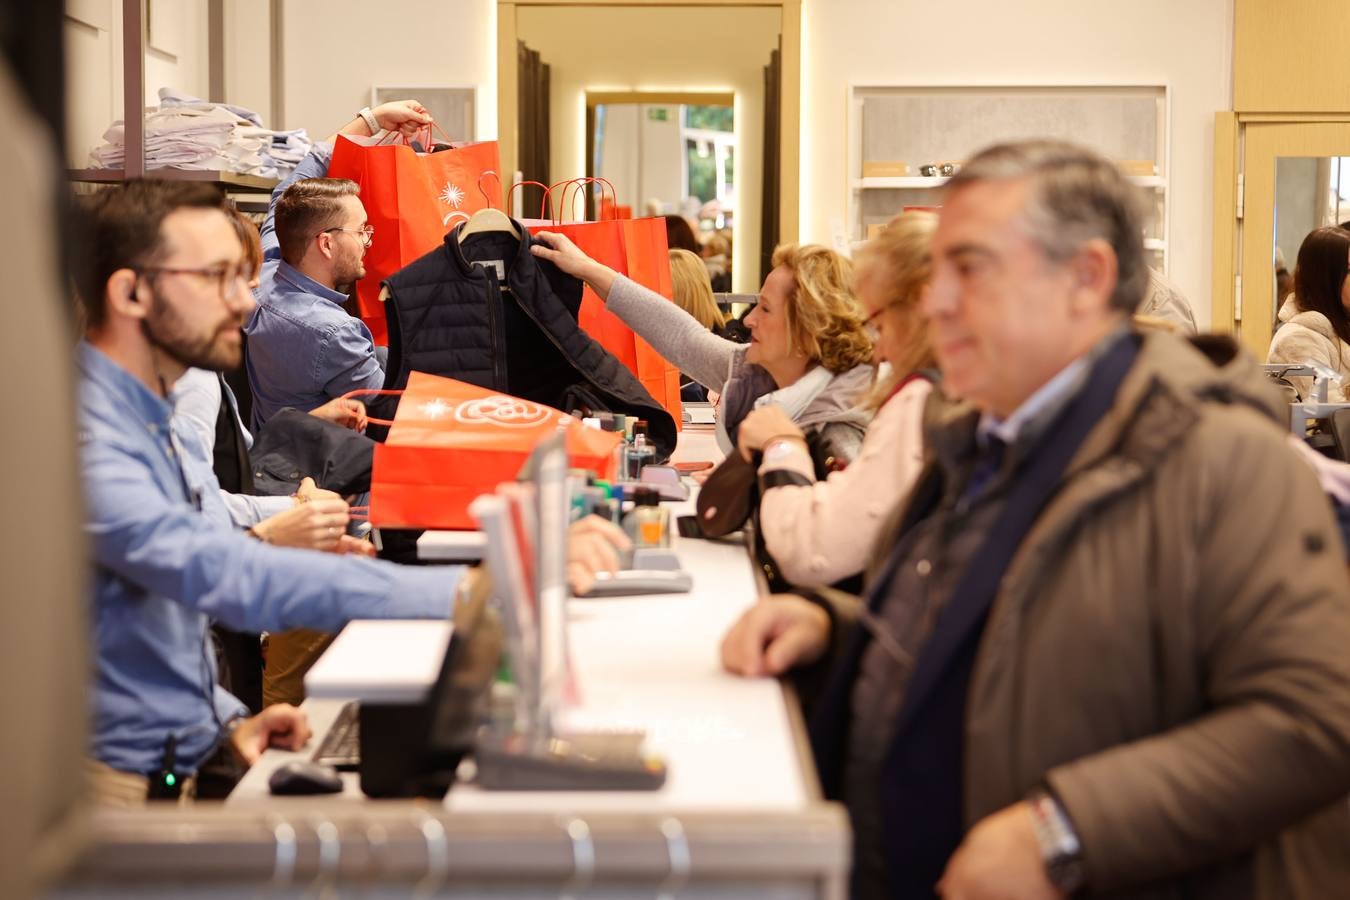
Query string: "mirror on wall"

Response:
xmin=513 ymin=4 xmax=781 ymax=292
xmin=1272 ymin=156 xmax=1350 ymax=329
xmin=590 ymin=100 xmax=735 ymax=290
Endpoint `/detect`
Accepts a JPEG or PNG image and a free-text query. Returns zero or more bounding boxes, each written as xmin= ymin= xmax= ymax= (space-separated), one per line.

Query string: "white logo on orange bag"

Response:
xmin=454 ymin=396 xmax=566 ymax=428
xmin=439 ymin=181 xmax=466 ymax=209
xmin=419 ymin=399 xmax=452 ymax=420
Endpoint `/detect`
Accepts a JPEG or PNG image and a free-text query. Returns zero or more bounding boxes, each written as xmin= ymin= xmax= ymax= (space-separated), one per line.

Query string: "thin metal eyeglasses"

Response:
xmin=136 ymin=264 xmax=252 ymax=299
xmin=322 ymin=225 xmax=375 ymax=247
xmin=863 ymin=301 xmax=903 ymax=343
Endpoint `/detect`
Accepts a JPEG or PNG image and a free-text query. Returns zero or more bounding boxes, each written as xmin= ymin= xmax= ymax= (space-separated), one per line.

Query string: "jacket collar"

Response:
xmin=443 ymin=218 xmax=537 ymax=279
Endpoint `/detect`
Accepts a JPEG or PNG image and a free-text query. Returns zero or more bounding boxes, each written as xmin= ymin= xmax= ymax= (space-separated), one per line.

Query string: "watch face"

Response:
xmin=764 ymin=441 xmax=797 ymax=462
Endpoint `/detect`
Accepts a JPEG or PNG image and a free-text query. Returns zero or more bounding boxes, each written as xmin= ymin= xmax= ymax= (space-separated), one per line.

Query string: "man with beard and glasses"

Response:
xmin=245 ymin=99 xmax=432 ymax=430
xmin=76 ymin=180 xmax=629 ymax=806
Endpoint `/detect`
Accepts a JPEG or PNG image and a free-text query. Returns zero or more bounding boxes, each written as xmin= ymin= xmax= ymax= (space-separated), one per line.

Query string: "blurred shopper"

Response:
xmin=740 ymin=212 xmax=937 ymax=588
xmin=722 ymin=140 xmax=1350 ymax=900
xmin=1268 ymin=225 xmax=1350 ymax=401
xmin=669 ymin=247 xmax=729 ymax=402
xmin=534 ymin=232 xmax=874 ymax=462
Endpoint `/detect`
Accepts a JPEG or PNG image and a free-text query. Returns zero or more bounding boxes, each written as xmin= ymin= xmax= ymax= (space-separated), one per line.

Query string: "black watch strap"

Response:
xmin=759 ymin=469 xmax=813 ymax=493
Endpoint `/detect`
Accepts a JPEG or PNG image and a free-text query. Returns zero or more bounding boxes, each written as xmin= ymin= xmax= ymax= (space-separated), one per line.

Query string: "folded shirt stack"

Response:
xmin=89 ymin=88 xmax=312 ymax=180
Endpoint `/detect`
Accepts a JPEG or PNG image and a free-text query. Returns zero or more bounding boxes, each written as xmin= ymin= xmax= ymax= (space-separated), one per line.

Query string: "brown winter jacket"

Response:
xmin=807 ymin=330 xmax=1350 ymax=898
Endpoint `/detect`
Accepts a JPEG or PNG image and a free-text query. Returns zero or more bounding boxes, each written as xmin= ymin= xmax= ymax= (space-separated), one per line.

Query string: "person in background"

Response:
xmin=174 ymin=203 xmax=368 ymax=545
xmin=76 ymin=180 xmax=629 ymax=806
xmin=664 ymin=213 xmax=702 ymax=254
xmin=533 ymin=232 xmax=875 ymax=463
xmin=245 ymin=100 xmax=432 ymax=431
xmin=721 ymin=139 xmax=1350 ymax=899
xmin=669 ymin=247 xmax=729 ymax=402
xmin=703 ymin=229 xmax=733 ymax=293
xmin=1137 ymin=267 xmax=1196 ymax=333
xmin=738 ymin=211 xmax=937 ymax=588
xmin=1275 ymin=246 xmax=1294 ymax=309
xmin=1268 ymin=225 xmax=1350 ymax=401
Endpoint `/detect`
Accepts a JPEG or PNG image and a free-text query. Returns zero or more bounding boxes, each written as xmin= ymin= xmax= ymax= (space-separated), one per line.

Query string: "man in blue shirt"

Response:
xmin=77 ymin=178 xmax=630 ymax=807
xmin=245 ymin=100 xmax=431 ymax=430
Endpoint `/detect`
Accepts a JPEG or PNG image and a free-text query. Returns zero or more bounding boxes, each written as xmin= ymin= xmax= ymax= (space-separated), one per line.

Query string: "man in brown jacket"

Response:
xmin=722 ymin=140 xmax=1350 ymax=899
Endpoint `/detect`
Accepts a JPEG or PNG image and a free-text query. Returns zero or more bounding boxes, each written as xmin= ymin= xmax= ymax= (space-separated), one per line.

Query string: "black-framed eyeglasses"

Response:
xmin=136 ymin=263 xmax=251 ymax=299
xmin=321 ymin=225 xmax=375 ymax=247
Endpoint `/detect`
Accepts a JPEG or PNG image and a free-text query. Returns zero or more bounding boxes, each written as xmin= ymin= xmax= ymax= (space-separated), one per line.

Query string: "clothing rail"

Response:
xmin=56 ymin=806 xmax=849 ymax=898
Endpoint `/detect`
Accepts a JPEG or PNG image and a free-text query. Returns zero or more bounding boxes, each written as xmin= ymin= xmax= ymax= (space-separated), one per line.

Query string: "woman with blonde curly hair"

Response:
xmin=532 ymin=232 xmax=875 ymax=463
xmin=745 ymin=211 xmax=938 ymax=587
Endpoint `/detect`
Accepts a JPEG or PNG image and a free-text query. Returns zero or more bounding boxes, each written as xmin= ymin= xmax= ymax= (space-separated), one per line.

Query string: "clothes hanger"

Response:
xmin=458 ymin=171 xmax=520 ymax=241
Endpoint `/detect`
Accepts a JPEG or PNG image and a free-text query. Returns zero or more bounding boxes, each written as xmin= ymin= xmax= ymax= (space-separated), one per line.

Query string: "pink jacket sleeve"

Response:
xmin=757 ymin=378 xmax=931 ymax=587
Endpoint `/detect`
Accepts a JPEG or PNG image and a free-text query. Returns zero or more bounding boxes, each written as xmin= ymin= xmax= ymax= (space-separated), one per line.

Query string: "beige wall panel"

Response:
xmin=1235 ymin=0 xmax=1350 ymax=113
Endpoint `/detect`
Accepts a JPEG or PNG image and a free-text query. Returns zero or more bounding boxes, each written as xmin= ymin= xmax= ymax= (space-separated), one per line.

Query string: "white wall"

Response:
xmin=278 ymin=0 xmax=496 ymax=142
xmin=800 ymin=0 xmax=1234 ymax=328
xmin=64 ymin=0 xmax=211 ymax=167
xmin=225 ymin=0 xmax=273 ymax=126
xmin=517 ymin=4 xmax=780 ymax=292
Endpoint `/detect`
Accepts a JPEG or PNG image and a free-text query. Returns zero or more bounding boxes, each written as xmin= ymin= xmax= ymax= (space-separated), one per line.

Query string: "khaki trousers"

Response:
xmin=262 ymin=628 xmax=336 ymax=708
xmin=86 ymin=759 xmax=196 ymax=809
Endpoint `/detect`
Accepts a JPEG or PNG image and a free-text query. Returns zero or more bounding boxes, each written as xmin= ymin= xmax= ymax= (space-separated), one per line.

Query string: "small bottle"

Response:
xmin=625 ymin=431 xmax=655 ymax=481
xmin=623 ymin=487 xmax=670 ymax=548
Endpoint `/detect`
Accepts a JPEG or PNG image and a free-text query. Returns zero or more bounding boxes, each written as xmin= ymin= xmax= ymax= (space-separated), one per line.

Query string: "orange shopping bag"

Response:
xmin=328 ymin=134 xmax=501 ymax=345
xmin=527 ymin=179 xmax=682 ymax=426
xmin=361 ymin=372 xmax=623 ymax=530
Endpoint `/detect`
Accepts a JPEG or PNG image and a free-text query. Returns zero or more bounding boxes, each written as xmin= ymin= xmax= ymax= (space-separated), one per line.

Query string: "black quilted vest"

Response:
xmin=381 ymin=223 xmax=677 ymax=460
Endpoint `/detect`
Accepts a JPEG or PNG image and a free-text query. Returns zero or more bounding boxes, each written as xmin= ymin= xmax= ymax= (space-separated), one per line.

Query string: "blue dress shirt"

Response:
xmin=245 ymin=144 xmax=385 ymax=431
xmin=79 ymin=343 xmax=460 ymax=776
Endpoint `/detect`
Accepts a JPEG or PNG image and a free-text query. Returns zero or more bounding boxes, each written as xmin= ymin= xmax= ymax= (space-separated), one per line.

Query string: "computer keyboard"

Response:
xmin=311 ymin=701 xmax=360 ymax=770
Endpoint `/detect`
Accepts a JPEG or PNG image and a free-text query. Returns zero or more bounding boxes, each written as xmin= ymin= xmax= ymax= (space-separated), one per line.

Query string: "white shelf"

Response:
xmin=1144 ymin=238 xmax=1167 ymax=251
xmin=852 ymin=174 xmax=1166 ymax=190
xmin=853 ymin=176 xmax=947 ymax=189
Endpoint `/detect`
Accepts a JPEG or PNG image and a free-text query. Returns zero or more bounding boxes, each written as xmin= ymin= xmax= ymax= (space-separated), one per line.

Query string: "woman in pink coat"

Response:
xmin=737 ymin=211 xmax=936 ymax=587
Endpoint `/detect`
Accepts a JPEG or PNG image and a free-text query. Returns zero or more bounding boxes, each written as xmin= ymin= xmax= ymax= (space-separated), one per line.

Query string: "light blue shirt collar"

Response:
xmin=978 ymin=354 xmax=1092 ymax=449
xmin=273 ymin=259 xmax=350 ymax=307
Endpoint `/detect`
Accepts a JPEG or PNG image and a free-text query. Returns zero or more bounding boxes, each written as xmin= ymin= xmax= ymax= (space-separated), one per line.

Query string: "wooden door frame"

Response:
xmin=497 ymin=0 xmax=800 ymax=244
xmin=1212 ymin=114 xmax=1350 ymax=356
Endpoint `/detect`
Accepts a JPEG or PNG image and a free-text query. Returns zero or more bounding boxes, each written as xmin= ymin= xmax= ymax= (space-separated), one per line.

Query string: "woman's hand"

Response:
xmin=531 ymin=231 xmax=618 ymax=299
xmin=737 ymin=405 xmax=806 ymax=461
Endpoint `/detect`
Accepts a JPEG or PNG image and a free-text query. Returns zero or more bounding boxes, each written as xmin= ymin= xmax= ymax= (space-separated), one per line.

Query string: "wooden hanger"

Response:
xmin=457 ymin=207 xmax=520 ymax=241
xmin=458 ymin=170 xmax=519 ymax=242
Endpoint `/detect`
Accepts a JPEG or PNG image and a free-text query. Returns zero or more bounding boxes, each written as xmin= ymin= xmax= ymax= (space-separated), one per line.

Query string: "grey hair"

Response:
xmin=944 ymin=140 xmax=1148 ymax=314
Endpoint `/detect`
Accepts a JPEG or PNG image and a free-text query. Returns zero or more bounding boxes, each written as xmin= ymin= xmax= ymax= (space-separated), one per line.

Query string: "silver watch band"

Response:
xmin=358 ymin=106 xmax=381 ymax=136
xmin=1028 ymin=790 xmax=1086 ymax=893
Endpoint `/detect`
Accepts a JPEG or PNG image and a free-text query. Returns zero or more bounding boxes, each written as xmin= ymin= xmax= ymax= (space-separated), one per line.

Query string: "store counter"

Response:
xmin=56 ymin=424 xmax=850 ymax=898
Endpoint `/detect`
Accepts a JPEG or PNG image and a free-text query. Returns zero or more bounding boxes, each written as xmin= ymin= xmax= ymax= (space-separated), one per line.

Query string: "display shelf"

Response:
xmin=846 ymin=83 xmax=1171 ymax=273
xmin=68 ymin=167 xmax=280 ymax=193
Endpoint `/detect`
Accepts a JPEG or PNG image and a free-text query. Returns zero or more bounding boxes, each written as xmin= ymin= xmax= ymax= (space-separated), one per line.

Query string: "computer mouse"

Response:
xmin=267 ymin=760 xmax=344 ymax=795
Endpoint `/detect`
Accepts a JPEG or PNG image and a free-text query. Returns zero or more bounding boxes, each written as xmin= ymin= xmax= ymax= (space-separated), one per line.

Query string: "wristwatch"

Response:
xmin=358 ymin=106 xmax=381 ymax=136
xmin=763 ymin=438 xmax=804 ymax=463
xmin=1028 ymin=789 xmax=1087 ymax=894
